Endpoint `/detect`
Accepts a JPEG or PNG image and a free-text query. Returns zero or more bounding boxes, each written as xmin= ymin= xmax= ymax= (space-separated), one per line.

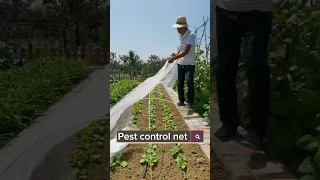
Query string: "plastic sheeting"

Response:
xmin=110 ymin=60 xmax=178 ymax=161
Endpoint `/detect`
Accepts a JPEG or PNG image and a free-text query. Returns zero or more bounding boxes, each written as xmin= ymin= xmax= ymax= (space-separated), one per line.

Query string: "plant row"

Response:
xmin=132 ymin=99 xmax=144 ymax=124
xmin=71 ymin=80 xmax=138 ymax=180
xmin=157 ymin=89 xmax=188 ymax=176
xmin=159 ymin=91 xmax=176 ymax=130
xmin=69 ymin=120 xmax=108 ymax=180
xmin=139 ymin=90 xmax=158 ymax=177
xmin=0 ymin=57 xmax=91 ymax=139
xmin=110 ymin=89 xmax=145 ymax=169
xmin=110 ymin=80 xmax=138 ymax=106
xmin=171 ymin=144 xmax=187 ymax=176
xmin=148 ymin=91 xmax=157 ymax=130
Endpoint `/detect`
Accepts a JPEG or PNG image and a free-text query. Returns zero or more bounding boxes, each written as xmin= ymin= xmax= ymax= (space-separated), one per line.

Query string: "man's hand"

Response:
xmin=168 ymin=57 xmax=175 ymax=63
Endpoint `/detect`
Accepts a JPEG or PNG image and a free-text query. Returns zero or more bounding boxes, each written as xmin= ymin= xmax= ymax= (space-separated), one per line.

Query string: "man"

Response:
xmin=168 ymin=16 xmax=196 ymax=109
xmin=214 ymin=0 xmax=272 ymax=149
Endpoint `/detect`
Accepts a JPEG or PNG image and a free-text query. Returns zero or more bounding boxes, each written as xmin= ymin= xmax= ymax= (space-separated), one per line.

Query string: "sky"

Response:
xmin=110 ymin=0 xmax=210 ymax=61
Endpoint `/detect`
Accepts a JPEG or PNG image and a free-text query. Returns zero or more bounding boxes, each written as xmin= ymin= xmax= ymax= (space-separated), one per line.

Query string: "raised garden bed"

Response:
xmin=109 ymin=85 xmax=210 ymax=180
xmin=69 ymin=83 xmax=231 ymax=180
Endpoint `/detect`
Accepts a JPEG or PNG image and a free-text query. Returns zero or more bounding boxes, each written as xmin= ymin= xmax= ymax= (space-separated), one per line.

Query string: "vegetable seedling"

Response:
xmin=176 ymin=154 xmax=187 ymax=171
xmin=171 ymin=144 xmax=182 ymax=156
xmin=110 ymin=154 xmax=128 ymax=168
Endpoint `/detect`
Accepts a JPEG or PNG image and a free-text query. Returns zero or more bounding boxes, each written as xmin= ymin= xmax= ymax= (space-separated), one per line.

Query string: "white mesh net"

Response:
xmin=110 ymin=60 xmax=178 ymax=161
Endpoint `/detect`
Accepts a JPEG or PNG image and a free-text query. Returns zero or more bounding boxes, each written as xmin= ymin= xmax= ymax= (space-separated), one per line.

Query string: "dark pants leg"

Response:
xmin=178 ymin=64 xmax=186 ymax=103
xmin=215 ymin=6 xmax=272 ymax=139
xmin=244 ymin=11 xmax=272 ymax=140
xmin=215 ymin=6 xmax=242 ymax=130
xmin=186 ymin=65 xmax=195 ymax=105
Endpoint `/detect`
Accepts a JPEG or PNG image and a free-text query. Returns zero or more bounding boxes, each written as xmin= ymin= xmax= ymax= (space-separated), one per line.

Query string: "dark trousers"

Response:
xmin=178 ymin=64 xmax=195 ymax=105
xmin=215 ymin=6 xmax=272 ymax=139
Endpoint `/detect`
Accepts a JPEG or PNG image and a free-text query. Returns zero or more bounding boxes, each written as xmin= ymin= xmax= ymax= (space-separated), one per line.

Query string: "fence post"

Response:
xmin=51 ymin=47 xmax=56 ymax=57
xmin=88 ymin=46 xmax=92 ymax=63
xmin=20 ymin=47 xmax=24 ymax=59
xmin=72 ymin=46 xmax=77 ymax=60
xmin=80 ymin=46 xmax=85 ymax=59
xmin=95 ymin=47 xmax=100 ymax=64
xmin=58 ymin=43 xmax=63 ymax=57
xmin=28 ymin=41 xmax=32 ymax=59
xmin=43 ymin=43 xmax=48 ymax=57
xmin=35 ymin=47 xmax=40 ymax=58
xmin=65 ymin=47 xmax=70 ymax=60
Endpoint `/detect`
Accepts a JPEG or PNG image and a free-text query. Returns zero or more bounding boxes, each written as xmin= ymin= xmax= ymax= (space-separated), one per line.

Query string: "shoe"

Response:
xmin=186 ymin=103 xmax=193 ymax=109
xmin=177 ymin=101 xmax=185 ymax=106
xmin=214 ymin=125 xmax=238 ymax=141
xmin=241 ymin=130 xmax=263 ymax=150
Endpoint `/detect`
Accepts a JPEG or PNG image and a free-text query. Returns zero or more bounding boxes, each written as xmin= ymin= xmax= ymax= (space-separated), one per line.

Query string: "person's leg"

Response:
xmin=245 ymin=11 xmax=272 ymax=145
xmin=214 ymin=6 xmax=243 ymax=139
xmin=177 ymin=64 xmax=186 ymax=105
xmin=186 ymin=65 xmax=195 ymax=108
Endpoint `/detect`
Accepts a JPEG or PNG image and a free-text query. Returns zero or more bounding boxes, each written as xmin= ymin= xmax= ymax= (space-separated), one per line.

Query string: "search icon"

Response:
xmin=195 ymin=134 xmax=200 ymax=140
xmin=190 ymin=130 xmax=203 ymax=142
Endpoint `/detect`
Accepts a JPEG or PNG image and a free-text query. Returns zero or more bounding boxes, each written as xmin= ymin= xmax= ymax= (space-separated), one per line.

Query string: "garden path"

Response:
xmin=0 ymin=66 xmax=110 ymax=180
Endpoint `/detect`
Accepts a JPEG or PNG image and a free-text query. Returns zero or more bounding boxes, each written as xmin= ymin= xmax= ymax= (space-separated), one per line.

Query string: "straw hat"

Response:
xmin=172 ymin=16 xmax=189 ymax=28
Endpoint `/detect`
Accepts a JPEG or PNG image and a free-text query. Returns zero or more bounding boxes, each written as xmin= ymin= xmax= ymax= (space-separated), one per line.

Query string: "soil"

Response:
xmin=86 ymin=85 xmax=230 ymax=180
xmin=109 ymin=86 xmax=210 ymax=180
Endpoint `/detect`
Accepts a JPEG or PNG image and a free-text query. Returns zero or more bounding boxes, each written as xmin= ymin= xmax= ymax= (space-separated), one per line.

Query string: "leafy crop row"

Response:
xmin=132 ymin=99 xmax=144 ymax=124
xmin=110 ymin=154 xmax=128 ymax=168
xmin=171 ymin=144 xmax=187 ymax=177
xmin=110 ymin=80 xmax=138 ymax=106
xmin=148 ymin=91 xmax=157 ymax=130
xmin=140 ymin=144 xmax=158 ymax=167
xmin=70 ymin=120 xmax=108 ymax=179
xmin=72 ymin=80 xmax=138 ymax=180
xmin=158 ymin=88 xmax=187 ymax=176
xmin=0 ymin=57 xmax=90 ymax=141
xmin=139 ymin=91 xmax=158 ymax=177
xmin=159 ymin=91 xmax=176 ymax=130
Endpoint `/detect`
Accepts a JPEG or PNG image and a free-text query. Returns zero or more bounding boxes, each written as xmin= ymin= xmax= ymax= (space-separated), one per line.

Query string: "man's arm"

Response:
xmin=171 ymin=49 xmax=180 ymax=57
xmin=170 ymin=34 xmax=195 ymax=61
xmin=170 ymin=45 xmax=191 ymax=61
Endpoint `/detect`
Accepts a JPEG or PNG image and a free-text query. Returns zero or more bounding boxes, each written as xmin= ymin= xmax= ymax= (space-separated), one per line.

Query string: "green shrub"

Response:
xmin=0 ymin=57 xmax=90 ymax=136
xmin=0 ymin=41 xmax=24 ymax=71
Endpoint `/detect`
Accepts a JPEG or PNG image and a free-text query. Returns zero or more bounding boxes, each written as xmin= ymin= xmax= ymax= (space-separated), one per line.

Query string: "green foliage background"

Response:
xmin=210 ymin=1 xmax=320 ymax=179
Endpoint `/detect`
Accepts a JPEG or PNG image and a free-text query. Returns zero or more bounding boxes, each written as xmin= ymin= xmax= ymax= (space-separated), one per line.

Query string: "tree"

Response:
xmin=119 ymin=50 xmax=142 ymax=78
xmin=42 ymin=0 xmax=105 ymax=51
xmin=147 ymin=54 xmax=160 ymax=75
xmin=110 ymin=52 xmax=122 ymax=74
